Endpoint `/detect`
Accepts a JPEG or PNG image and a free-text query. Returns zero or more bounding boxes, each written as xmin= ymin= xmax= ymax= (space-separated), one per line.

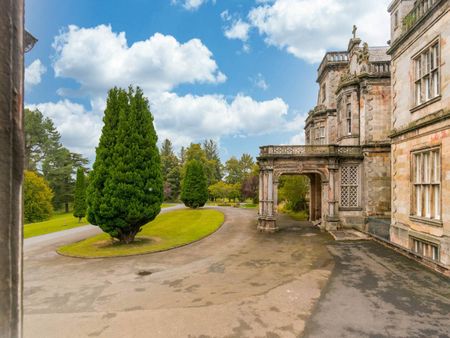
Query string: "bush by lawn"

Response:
xmin=24 ymin=213 xmax=88 ymax=238
xmin=58 ymin=209 xmax=224 ymax=258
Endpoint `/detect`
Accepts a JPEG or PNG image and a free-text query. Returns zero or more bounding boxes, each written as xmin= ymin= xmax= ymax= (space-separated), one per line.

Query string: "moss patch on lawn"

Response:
xmin=24 ymin=213 xmax=88 ymax=238
xmin=57 ymin=209 xmax=224 ymax=258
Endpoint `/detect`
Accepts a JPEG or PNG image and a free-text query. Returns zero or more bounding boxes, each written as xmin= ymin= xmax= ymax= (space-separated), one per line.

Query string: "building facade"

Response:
xmin=257 ymin=34 xmax=392 ymax=233
xmin=388 ymin=0 xmax=450 ymax=269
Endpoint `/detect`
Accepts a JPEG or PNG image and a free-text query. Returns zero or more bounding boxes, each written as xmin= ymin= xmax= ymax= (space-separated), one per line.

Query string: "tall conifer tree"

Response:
xmin=73 ymin=167 xmax=86 ymax=222
xmin=87 ymin=86 xmax=163 ymax=243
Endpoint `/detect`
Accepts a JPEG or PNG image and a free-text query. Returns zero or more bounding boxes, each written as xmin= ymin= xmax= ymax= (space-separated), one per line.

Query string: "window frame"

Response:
xmin=340 ymin=165 xmax=360 ymax=209
xmin=394 ymin=11 xmax=399 ymax=29
xmin=412 ymin=39 xmax=440 ymax=108
xmin=410 ymin=146 xmax=442 ymax=225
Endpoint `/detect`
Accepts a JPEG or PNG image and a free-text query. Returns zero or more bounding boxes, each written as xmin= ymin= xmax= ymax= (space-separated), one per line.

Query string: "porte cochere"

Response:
xmin=257 ymin=145 xmax=364 ymax=232
xmin=257 ymin=33 xmax=392 ymax=233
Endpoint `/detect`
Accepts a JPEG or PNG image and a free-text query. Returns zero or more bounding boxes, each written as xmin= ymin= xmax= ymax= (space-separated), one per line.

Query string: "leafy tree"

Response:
xmin=208 ymin=181 xmax=231 ymax=201
xmin=229 ymin=183 xmax=241 ymax=202
xmin=24 ymin=170 xmax=53 ymax=223
xmin=179 ymin=146 xmax=186 ymax=165
xmin=203 ymin=139 xmax=223 ymax=182
xmin=43 ymin=147 xmax=88 ymax=212
xmin=241 ymin=164 xmax=259 ymax=203
xmin=185 ymin=143 xmax=206 ymax=162
xmin=160 ymin=139 xmax=181 ymax=201
xmin=164 ymin=166 xmax=181 ymax=201
xmin=87 ymin=86 xmax=163 ymax=244
xmin=239 ymin=154 xmax=254 ymax=178
xmin=181 ymin=159 xmax=208 ymax=208
xmin=224 ymin=156 xmax=242 ymax=184
xmin=183 ymin=143 xmax=218 ymax=187
xmin=278 ymin=175 xmax=309 ymax=212
xmin=25 ymin=108 xmax=88 ymax=211
xmin=73 ymin=167 xmax=87 ymax=222
xmin=160 ymin=139 xmax=179 ymax=178
xmin=24 ymin=108 xmax=61 ymax=171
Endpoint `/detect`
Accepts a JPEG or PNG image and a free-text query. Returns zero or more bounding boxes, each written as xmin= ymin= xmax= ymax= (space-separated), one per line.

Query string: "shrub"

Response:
xmin=24 ymin=170 xmax=53 ymax=223
xmin=181 ymin=159 xmax=208 ymax=208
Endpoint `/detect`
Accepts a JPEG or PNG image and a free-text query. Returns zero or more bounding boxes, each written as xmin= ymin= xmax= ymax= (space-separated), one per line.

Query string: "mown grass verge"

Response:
xmin=24 ymin=213 xmax=88 ymax=239
xmin=57 ymin=209 xmax=224 ymax=258
xmin=24 ymin=204 xmax=179 ymax=239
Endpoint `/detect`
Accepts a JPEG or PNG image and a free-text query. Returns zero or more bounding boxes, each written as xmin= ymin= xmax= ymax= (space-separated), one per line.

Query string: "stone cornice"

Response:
xmin=389 ymin=109 xmax=450 ymax=138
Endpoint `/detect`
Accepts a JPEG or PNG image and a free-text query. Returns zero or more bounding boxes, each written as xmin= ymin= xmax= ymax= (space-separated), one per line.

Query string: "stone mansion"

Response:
xmin=257 ymin=0 xmax=449 ymax=272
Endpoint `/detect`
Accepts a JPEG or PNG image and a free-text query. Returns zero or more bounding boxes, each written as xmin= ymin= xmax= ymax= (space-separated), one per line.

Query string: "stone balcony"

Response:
xmin=259 ymin=145 xmax=363 ymax=158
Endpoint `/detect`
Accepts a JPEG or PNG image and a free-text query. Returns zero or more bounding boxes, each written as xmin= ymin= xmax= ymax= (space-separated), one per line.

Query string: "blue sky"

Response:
xmin=24 ymin=0 xmax=391 ymax=164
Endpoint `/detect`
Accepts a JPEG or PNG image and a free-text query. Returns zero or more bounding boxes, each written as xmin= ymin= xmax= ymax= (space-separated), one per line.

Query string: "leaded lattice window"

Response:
xmin=341 ymin=165 xmax=359 ymax=207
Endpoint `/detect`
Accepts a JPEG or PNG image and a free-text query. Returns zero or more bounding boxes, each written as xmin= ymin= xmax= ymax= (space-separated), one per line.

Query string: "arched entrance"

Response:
xmin=256 ymin=145 xmax=348 ymax=232
xmin=274 ymin=173 xmax=322 ymax=224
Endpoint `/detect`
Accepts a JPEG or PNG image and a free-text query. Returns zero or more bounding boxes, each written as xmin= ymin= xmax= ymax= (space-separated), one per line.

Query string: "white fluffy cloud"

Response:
xmin=224 ymin=19 xmax=251 ymax=41
xmin=150 ymin=92 xmax=289 ymax=147
xmin=172 ymin=0 xmax=214 ymax=11
xmin=27 ymin=24 xmax=295 ymax=162
xmin=25 ymin=59 xmax=46 ymax=88
xmin=26 ymin=93 xmax=292 ymax=161
xmin=249 ymin=0 xmax=391 ymax=63
xmin=26 ymin=100 xmax=102 ymax=159
xmin=52 ymin=25 xmax=226 ymax=95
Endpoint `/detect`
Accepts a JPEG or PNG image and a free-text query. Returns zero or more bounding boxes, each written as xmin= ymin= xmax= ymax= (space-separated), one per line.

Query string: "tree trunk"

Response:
xmin=118 ymin=228 xmax=139 ymax=244
xmin=65 ymin=202 xmax=69 ymax=213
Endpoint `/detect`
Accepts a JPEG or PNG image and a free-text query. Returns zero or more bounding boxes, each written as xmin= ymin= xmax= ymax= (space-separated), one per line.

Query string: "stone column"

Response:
xmin=326 ymin=166 xmax=340 ymax=230
xmin=273 ymin=179 xmax=278 ymax=215
xmin=309 ymin=174 xmax=316 ymax=221
xmin=0 ymin=0 xmax=24 ymax=336
xmin=257 ymin=168 xmax=278 ymax=233
xmin=258 ymin=170 xmax=264 ymax=216
xmin=267 ymin=170 xmax=273 ymax=217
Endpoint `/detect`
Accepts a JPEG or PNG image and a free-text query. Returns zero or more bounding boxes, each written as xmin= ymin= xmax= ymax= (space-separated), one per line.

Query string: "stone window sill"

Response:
xmin=410 ymin=95 xmax=441 ymax=113
xmin=339 ymin=207 xmax=363 ymax=211
xmin=409 ymin=215 xmax=443 ymax=227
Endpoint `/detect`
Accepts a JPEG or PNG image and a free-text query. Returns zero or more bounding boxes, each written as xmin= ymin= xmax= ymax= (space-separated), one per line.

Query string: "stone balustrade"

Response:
xmin=403 ymin=0 xmax=440 ymax=31
xmin=259 ymin=145 xmax=362 ymax=157
xmin=318 ymin=52 xmax=349 ymax=78
xmin=369 ymin=61 xmax=391 ymax=74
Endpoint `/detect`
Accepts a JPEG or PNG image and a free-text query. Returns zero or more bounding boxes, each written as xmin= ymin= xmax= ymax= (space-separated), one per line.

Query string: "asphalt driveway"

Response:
xmin=24 ymin=208 xmax=450 ymax=338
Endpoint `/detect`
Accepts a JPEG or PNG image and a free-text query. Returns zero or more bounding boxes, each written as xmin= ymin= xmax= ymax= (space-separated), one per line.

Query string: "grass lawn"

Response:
xmin=285 ymin=210 xmax=309 ymax=221
xmin=161 ymin=203 xmax=179 ymax=208
xmin=240 ymin=203 xmax=257 ymax=209
xmin=24 ymin=213 xmax=88 ymax=239
xmin=58 ymin=209 xmax=224 ymax=258
xmin=24 ymin=204 xmax=179 ymax=239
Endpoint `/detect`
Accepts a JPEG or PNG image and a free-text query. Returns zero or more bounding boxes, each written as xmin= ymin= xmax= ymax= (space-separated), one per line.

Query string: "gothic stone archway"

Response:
xmin=257 ymin=145 xmax=362 ymax=232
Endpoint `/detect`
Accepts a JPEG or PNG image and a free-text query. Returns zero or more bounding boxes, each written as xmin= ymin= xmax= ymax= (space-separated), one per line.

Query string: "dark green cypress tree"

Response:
xmin=181 ymin=159 xmax=208 ymax=209
xmin=87 ymin=86 xmax=163 ymax=243
xmin=73 ymin=167 xmax=86 ymax=222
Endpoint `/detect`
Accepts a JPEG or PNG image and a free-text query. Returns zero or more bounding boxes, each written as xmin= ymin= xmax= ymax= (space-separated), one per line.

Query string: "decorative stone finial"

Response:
xmin=352 ymin=25 xmax=357 ymax=39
